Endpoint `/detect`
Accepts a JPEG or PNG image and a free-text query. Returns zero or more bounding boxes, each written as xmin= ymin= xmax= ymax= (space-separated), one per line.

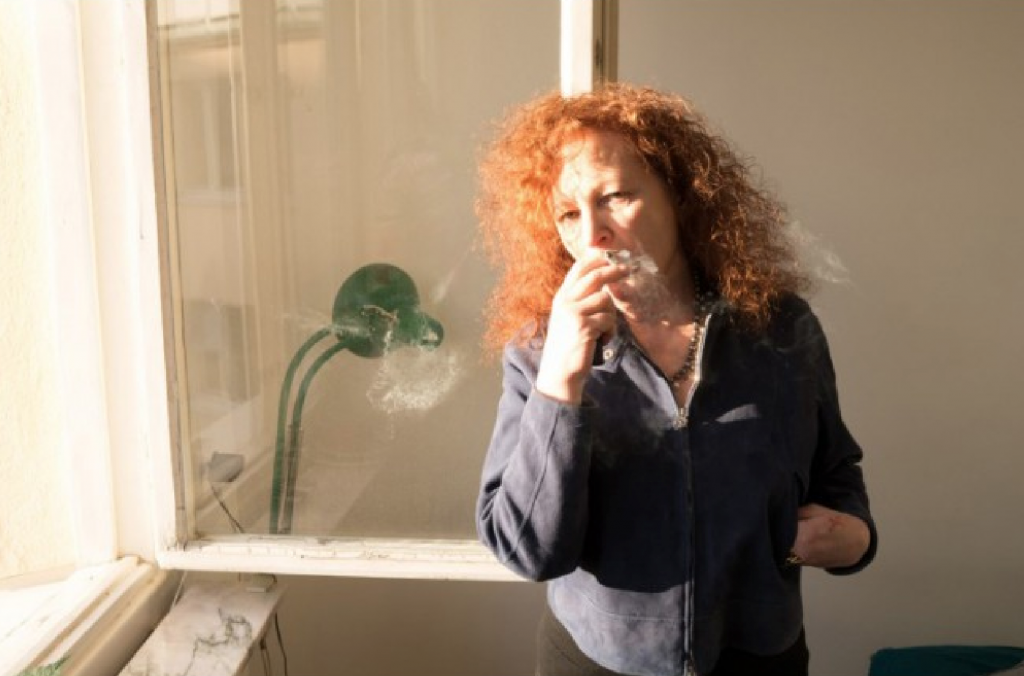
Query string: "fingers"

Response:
xmin=558 ymin=254 xmax=632 ymax=305
xmin=553 ymin=255 xmax=625 ymax=323
xmin=536 ymin=255 xmax=631 ymax=404
xmin=557 ymin=259 xmax=629 ymax=337
xmin=791 ymin=504 xmax=871 ymax=569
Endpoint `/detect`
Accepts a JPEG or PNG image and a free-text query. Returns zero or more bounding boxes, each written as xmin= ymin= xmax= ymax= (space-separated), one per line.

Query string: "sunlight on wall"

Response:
xmin=0 ymin=2 xmax=75 ymax=581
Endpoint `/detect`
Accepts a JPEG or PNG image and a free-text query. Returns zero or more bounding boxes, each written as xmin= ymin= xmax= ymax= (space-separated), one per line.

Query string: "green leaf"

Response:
xmin=16 ymin=656 xmax=68 ymax=676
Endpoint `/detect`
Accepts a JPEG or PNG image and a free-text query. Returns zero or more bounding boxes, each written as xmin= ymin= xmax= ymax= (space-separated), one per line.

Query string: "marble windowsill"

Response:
xmin=119 ymin=577 xmax=284 ymax=676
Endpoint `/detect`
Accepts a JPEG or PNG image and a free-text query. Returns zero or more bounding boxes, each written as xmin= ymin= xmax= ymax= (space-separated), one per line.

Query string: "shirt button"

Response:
xmin=602 ymin=347 xmax=615 ymax=361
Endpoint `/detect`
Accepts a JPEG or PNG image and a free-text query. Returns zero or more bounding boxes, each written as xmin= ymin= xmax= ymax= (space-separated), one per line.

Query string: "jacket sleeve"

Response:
xmin=803 ymin=310 xmax=879 ymax=575
xmin=475 ymin=343 xmax=593 ymax=581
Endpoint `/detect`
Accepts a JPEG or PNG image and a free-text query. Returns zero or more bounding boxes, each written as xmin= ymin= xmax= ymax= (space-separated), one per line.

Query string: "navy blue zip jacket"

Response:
xmin=476 ymin=294 xmax=877 ymax=676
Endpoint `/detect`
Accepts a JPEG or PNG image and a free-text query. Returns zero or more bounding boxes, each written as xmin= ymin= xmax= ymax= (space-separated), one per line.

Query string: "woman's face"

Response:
xmin=552 ymin=130 xmax=685 ymax=287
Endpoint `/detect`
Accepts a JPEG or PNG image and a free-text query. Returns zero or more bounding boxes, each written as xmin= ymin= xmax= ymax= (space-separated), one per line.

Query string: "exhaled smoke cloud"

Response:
xmin=787 ymin=221 xmax=851 ymax=287
xmin=604 ymin=247 xmax=681 ymax=323
xmin=366 ymin=344 xmax=463 ymax=414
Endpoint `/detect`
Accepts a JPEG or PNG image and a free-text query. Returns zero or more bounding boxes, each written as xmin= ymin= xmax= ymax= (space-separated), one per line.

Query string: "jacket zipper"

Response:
xmin=629 ymin=308 xmax=713 ymax=674
xmin=682 ymin=311 xmax=712 ymax=675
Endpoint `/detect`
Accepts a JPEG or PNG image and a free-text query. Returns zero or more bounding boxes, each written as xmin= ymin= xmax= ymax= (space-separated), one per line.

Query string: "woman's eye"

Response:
xmin=556 ymin=209 xmax=580 ymax=224
xmin=601 ymin=191 xmax=629 ymax=206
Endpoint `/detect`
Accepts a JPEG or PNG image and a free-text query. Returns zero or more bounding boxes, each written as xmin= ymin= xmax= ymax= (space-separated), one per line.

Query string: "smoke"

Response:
xmin=366 ymin=344 xmax=464 ymax=414
xmin=604 ymin=247 xmax=684 ymax=322
xmin=430 ymin=247 xmax=472 ymax=305
xmin=788 ymin=221 xmax=852 ymax=286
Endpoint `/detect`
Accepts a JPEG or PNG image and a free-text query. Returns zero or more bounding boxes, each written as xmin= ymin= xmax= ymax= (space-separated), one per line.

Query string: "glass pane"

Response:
xmin=153 ymin=0 xmax=558 ymax=540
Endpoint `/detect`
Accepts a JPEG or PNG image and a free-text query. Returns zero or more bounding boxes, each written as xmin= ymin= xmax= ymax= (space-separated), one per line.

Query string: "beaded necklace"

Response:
xmin=668 ymin=281 xmax=710 ymax=389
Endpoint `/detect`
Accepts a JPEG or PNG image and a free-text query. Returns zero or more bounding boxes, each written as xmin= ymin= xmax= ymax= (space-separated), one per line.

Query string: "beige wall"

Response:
xmin=273 ymin=575 xmax=544 ymax=676
xmin=0 ymin=1 xmax=76 ymax=580
xmin=275 ymin=4 xmax=1024 ymax=676
xmin=620 ymin=2 xmax=1024 ymax=674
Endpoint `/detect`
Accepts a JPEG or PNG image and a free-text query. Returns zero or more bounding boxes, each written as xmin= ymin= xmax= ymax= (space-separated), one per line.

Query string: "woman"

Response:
xmin=474 ymin=83 xmax=876 ymax=676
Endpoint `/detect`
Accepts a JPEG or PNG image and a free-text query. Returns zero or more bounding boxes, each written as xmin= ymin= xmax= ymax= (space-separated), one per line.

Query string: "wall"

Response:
xmin=274 ymin=575 xmax=544 ymax=676
xmin=619 ymin=2 xmax=1024 ymax=674
xmin=274 ymin=3 xmax=1024 ymax=676
xmin=0 ymin=0 xmax=76 ymax=580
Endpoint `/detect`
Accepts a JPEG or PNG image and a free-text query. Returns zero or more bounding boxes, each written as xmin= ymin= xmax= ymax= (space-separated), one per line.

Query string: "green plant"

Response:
xmin=16 ymin=656 xmax=67 ymax=676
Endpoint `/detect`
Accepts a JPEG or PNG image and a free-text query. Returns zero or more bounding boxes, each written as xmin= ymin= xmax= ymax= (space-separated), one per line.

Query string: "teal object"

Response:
xmin=268 ymin=264 xmax=443 ymax=534
xmin=869 ymin=646 xmax=1024 ymax=676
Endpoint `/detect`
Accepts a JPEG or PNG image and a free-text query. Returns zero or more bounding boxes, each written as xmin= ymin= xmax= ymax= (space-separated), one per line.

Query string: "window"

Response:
xmin=3 ymin=0 xmax=616 ymax=668
xmin=3 ymin=0 xmax=615 ymax=667
xmin=150 ymin=0 xmax=616 ymax=577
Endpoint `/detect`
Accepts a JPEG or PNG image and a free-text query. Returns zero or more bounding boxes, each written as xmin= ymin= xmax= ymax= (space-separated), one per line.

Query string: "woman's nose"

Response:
xmin=578 ymin=208 xmax=612 ymax=249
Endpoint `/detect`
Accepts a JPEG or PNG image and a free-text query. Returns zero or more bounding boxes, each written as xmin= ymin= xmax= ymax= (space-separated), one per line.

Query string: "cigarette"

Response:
xmin=603 ymin=250 xmax=658 ymax=274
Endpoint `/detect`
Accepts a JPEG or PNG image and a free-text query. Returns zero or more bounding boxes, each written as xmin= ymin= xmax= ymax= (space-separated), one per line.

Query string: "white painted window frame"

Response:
xmin=2 ymin=1 xmax=179 ymax=674
xmin=146 ymin=0 xmax=616 ymax=580
xmin=561 ymin=0 xmax=618 ymax=96
xmin=38 ymin=0 xmax=120 ymax=571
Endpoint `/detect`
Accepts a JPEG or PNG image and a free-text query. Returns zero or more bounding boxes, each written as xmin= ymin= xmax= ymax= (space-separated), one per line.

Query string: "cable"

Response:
xmin=170 ymin=570 xmax=188 ymax=607
xmin=259 ymin=635 xmax=272 ymax=675
xmin=208 ymin=477 xmax=245 ymax=533
xmin=274 ymin=611 xmax=290 ymax=676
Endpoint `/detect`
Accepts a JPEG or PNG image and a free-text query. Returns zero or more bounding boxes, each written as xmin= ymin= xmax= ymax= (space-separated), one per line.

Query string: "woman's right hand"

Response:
xmin=535 ymin=255 xmax=630 ymax=405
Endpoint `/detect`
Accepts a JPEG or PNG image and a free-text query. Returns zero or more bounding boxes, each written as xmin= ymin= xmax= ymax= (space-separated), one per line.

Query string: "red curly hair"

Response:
xmin=476 ymin=83 xmax=809 ymax=356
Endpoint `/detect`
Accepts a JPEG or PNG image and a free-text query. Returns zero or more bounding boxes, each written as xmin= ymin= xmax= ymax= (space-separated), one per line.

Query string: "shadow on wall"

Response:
xmin=275 ymin=576 xmax=545 ymax=676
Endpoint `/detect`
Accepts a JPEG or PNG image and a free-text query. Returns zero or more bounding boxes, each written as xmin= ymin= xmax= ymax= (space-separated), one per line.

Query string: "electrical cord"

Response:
xmin=170 ymin=570 xmax=188 ymax=608
xmin=274 ymin=610 xmax=290 ymax=676
xmin=208 ymin=477 xmax=246 ymax=533
xmin=259 ymin=635 xmax=272 ymax=675
xmin=197 ymin=479 xmax=288 ymax=675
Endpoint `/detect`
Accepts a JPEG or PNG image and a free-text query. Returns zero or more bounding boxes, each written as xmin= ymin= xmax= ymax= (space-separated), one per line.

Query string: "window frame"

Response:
xmin=2 ymin=1 xmax=179 ymax=672
xmin=147 ymin=0 xmax=617 ymax=580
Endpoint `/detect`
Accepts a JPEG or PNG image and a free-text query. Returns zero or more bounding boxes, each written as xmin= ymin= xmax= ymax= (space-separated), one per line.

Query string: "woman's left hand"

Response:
xmin=791 ymin=503 xmax=871 ymax=569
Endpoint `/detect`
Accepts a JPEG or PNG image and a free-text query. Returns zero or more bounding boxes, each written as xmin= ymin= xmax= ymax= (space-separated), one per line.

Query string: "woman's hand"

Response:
xmin=791 ymin=503 xmax=871 ymax=569
xmin=535 ymin=255 xmax=630 ymax=405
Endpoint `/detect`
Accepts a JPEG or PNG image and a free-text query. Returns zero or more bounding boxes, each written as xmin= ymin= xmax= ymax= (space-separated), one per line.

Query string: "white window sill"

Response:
xmin=0 ymin=557 xmax=178 ymax=676
xmin=159 ymin=535 xmax=521 ymax=582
